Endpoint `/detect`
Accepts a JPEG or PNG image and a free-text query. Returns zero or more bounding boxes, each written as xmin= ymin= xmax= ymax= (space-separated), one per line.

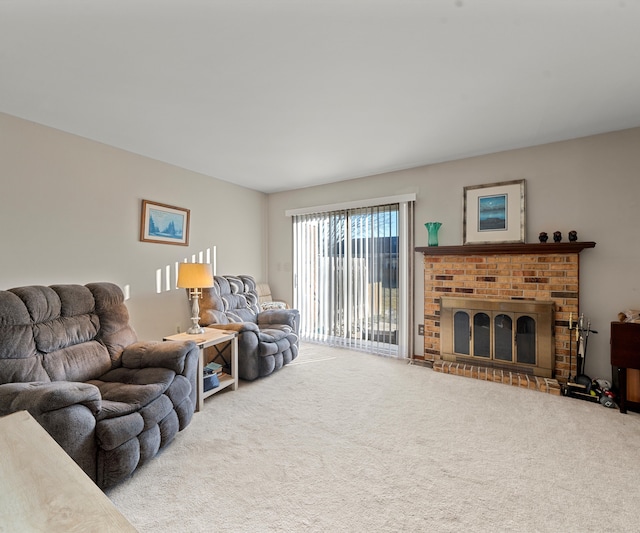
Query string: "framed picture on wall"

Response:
xmin=463 ymin=179 xmax=525 ymax=244
xmin=140 ymin=200 xmax=190 ymax=246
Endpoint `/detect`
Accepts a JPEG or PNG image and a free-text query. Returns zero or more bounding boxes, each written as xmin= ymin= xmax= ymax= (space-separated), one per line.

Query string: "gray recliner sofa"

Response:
xmin=198 ymin=275 xmax=299 ymax=381
xmin=0 ymin=282 xmax=198 ymax=489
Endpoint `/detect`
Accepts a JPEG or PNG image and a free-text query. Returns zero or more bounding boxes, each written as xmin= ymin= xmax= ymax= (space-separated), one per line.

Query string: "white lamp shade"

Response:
xmin=177 ymin=263 xmax=214 ymax=289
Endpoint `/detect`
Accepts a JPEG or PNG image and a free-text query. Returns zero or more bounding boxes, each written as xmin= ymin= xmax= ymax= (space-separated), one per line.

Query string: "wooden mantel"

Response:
xmin=415 ymin=241 xmax=596 ymax=256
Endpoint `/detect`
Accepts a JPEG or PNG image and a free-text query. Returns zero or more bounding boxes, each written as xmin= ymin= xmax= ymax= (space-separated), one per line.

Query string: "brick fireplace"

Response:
xmin=416 ymin=242 xmax=596 ymax=391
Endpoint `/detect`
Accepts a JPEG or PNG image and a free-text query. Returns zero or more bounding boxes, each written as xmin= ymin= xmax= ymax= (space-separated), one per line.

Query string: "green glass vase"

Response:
xmin=425 ymin=222 xmax=442 ymax=247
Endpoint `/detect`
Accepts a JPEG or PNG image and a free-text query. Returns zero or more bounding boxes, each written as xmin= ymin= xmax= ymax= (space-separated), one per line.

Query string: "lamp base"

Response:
xmin=187 ymin=294 xmax=204 ymax=335
xmin=187 ymin=315 xmax=204 ymax=335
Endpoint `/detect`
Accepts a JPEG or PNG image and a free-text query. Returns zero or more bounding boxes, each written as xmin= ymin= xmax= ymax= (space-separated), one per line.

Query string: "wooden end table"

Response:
xmin=164 ymin=327 xmax=238 ymax=412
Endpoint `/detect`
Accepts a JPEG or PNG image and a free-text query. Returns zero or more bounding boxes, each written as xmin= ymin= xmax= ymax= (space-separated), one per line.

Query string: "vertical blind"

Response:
xmin=293 ymin=201 xmax=413 ymax=357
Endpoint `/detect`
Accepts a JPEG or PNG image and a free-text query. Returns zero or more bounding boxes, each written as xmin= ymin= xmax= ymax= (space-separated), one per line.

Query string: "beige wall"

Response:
xmin=0 ymin=112 xmax=267 ymax=341
xmin=267 ymin=127 xmax=640 ymax=379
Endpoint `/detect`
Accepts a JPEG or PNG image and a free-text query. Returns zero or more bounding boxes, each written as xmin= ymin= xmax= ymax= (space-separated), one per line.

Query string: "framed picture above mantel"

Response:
xmin=463 ymin=179 xmax=525 ymax=245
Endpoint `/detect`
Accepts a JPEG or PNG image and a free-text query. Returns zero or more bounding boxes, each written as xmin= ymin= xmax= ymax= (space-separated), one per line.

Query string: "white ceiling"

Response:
xmin=1 ymin=1 xmax=639 ymax=194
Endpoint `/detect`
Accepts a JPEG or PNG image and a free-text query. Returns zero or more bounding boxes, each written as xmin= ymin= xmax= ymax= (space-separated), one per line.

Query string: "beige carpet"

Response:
xmin=107 ymin=343 xmax=640 ymax=532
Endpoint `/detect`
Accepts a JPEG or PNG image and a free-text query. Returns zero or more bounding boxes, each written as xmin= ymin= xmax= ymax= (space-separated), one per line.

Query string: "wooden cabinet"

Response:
xmin=610 ymin=321 xmax=640 ymax=413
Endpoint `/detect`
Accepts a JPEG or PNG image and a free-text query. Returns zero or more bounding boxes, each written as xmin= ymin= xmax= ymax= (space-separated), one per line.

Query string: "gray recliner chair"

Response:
xmin=0 ymin=282 xmax=198 ymax=489
xmin=198 ymin=275 xmax=299 ymax=381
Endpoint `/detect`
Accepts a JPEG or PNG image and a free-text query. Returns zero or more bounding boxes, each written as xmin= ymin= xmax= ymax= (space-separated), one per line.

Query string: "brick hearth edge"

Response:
xmin=432 ymin=360 xmax=562 ymax=395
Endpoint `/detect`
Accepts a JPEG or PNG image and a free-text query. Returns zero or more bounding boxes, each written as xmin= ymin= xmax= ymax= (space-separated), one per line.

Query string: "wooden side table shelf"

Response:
xmin=164 ymin=327 xmax=238 ymax=412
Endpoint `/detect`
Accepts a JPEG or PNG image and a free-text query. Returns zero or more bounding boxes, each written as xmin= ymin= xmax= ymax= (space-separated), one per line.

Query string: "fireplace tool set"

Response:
xmin=563 ymin=313 xmax=616 ymax=407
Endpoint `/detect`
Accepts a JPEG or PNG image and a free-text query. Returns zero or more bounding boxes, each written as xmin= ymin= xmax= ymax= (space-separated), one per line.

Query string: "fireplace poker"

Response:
xmin=577 ymin=314 xmax=585 ymax=376
xmin=568 ymin=319 xmax=575 ymax=383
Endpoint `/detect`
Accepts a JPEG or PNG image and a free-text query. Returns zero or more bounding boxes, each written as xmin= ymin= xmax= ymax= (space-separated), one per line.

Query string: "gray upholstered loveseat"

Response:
xmin=198 ymin=275 xmax=299 ymax=381
xmin=0 ymin=282 xmax=198 ymax=489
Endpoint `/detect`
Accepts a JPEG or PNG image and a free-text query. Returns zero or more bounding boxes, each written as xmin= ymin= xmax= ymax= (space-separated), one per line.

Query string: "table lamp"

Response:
xmin=177 ymin=263 xmax=214 ymax=334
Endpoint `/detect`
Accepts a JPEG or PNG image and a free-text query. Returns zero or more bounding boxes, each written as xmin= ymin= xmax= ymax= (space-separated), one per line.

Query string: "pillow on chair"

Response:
xmin=256 ymin=282 xmax=289 ymax=311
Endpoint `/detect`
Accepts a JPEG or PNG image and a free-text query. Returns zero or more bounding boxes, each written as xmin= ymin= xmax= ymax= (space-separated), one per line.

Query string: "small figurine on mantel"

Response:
xmin=553 ymin=231 xmax=562 ymax=242
xmin=569 ymin=230 xmax=578 ymax=242
xmin=538 ymin=232 xmax=548 ymax=243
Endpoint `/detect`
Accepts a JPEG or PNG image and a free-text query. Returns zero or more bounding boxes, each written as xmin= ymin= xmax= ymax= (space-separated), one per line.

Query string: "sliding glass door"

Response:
xmin=292 ymin=200 xmax=413 ymax=357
